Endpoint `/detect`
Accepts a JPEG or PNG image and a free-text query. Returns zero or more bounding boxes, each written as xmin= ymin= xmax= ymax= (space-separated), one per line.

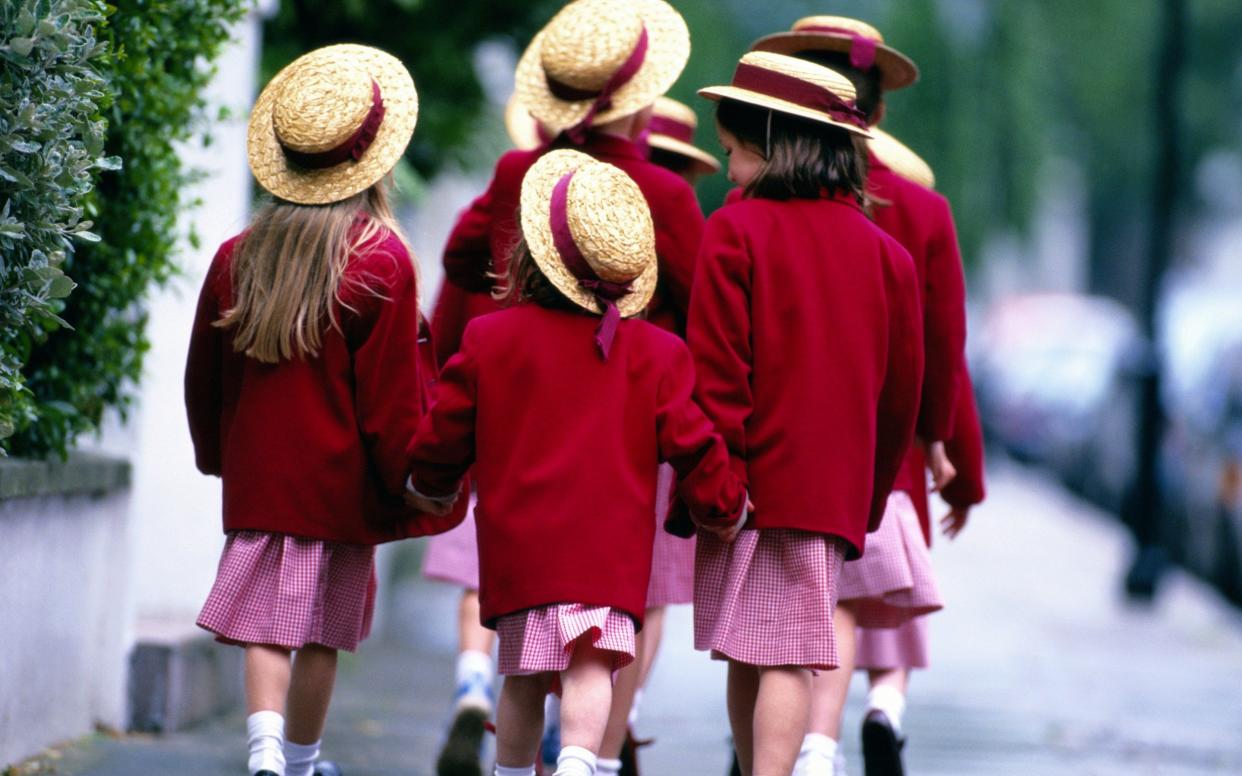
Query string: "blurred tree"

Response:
xmin=261 ymin=0 xmax=560 ymax=178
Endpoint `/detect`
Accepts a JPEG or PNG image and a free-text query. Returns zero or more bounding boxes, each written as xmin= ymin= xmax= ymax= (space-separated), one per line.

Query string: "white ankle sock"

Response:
xmin=494 ymin=765 xmax=537 ymax=776
xmin=456 ymin=649 xmax=495 ymax=711
xmin=284 ymin=739 xmax=320 ymax=776
xmin=595 ymin=756 xmax=623 ymax=775
xmin=247 ymin=711 xmax=286 ymax=775
xmin=627 ymin=688 xmax=644 ymax=728
xmin=867 ymin=685 xmax=907 ymax=735
xmin=794 ymin=734 xmax=838 ymax=776
xmin=555 ymin=745 xmax=597 ymax=775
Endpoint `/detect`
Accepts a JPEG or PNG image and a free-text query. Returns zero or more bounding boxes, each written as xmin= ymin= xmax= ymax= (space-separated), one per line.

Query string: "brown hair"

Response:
xmin=216 ymin=182 xmax=415 ymax=363
xmin=492 ymin=235 xmax=576 ymax=312
xmin=716 ymin=98 xmax=869 ymax=205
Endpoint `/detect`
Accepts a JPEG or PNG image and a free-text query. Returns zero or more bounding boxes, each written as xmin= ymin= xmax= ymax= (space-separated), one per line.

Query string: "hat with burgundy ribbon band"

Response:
xmin=751 ymin=15 xmax=919 ymax=92
xmin=699 ymin=51 xmax=872 ymax=138
xmin=641 ymin=97 xmax=721 ymax=176
xmin=515 ymin=0 xmax=690 ymax=144
xmin=519 ymin=149 xmax=658 ymax=361
xmin=248 ymin=44 xmax=418 ymax=205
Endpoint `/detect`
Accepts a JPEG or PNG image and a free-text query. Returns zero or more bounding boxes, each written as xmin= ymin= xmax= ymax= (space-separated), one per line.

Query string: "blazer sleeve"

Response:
xmin=657 ymin=341 xmax=748 ymax=528
xmin=916 ymin=194 xmax=967 ymax=442
xmin=870 ymin=244 xmax=925 ymax=531
xmin=652 ymin=181 xmax=705 ymax=324
xmin=351 ymin=248 xmax=427 ymax=497
xmin=407 ymin=322 xmax=481 ymax=498
xmin=686 ymin=213 xmax=753 ymax=488
xmin=442 ymin=187 xmax=496 ymax=294
xmin=184 ymin=245 xmax=227 ymax=476
xmin=940 ymin=363 xmax=987 ymax=509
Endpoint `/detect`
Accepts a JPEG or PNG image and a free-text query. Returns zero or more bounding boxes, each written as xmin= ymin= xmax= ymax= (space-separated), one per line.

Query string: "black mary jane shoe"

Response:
xmin=861 ymin=709 xmax=907 ymax=776
xmin=254 ymin=772 xmax=280 ymax=776
xmin=436 ymin=705 xmax=489 ymax=776
xmin=314 ymin=761 xmax=345 ymax=776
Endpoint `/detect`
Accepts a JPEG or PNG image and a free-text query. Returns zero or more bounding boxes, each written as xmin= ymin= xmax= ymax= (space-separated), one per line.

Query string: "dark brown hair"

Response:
xmin=716 ymin=98 xmax=869 ymax=204
xmin=492 ymin=235 xmax=577 ymax=312
xmin=795 ymin=50 xmax=883 ymax=122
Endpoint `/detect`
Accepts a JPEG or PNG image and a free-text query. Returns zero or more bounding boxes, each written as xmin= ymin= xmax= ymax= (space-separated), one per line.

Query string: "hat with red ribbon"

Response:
xmin=642 ymin=97 xmax=720 ymax=176
xmin=514 ymin=0 xmax=690 ymax=145
xmin=699 ymin=51 xmax=873 ymax=138
xmin=751 ymin=15 xmax=919 ymax=91
xmin=248 ymin=44 xmax=418 ymax=205
xmin=519 ymin=149 xmax=658 ymax=361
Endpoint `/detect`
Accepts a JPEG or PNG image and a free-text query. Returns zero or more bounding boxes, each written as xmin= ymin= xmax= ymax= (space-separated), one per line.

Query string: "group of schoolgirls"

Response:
xmin=183 ymin=2 xmax=985 ymax=776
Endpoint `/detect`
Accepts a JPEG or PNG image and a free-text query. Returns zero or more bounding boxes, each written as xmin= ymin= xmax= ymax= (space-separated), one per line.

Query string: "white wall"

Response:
xmin=0 ymin=489 xmax=130 ymax=766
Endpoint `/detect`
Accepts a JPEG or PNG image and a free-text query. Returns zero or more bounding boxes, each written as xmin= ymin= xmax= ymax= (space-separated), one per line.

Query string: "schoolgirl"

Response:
xmin=406 ymin=149 xmax=749 ymax=776
xmin=421 ymin=2 xmax=704 ymax=773
xmin=750 ymin=18 xmax=972 ymax=775
xmin=688 ymin=52 xmax=924 ymax=776
xmin=644 ymin=96 xmax=721 ymax=185
xmin=185 ymin=46 xmax=453 ymax=776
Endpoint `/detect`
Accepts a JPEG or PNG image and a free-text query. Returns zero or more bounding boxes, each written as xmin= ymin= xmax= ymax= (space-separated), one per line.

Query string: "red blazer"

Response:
xmin=687 ymin=195 xmax=924 ymax=558
xmin=184 ymin=230 xmax=464 ymax=545
xmin=867 ymin=154 xmax=968 ymax=444
xmin=431 ymin=132 xmax=704 ymax=365
xmin=902 ymin=360 xmax=988 ymax=544
xmin=407 ymin=305 xmax=746 ymax=627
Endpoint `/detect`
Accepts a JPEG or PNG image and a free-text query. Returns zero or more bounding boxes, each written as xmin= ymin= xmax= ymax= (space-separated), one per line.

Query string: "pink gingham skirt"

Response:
xmin=496 ymin=604 xmax=637 ymax=675
xmin=855 ymin=617 xmax=930 ymax=670
xmin=647 ymin=464 xmax=695 ymax=607
xmin=197 ymin=530 xmax=376 ymax=652
xmin=838 ymin=492 xmax=943 ymax=629
xmin=694 ymin=528 xmax=848 ymax=670
xmin=422 ymin=495 xmax=480 ymax=589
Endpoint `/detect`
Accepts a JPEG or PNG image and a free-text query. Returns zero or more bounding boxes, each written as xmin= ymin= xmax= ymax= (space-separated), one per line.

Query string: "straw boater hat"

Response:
xmin=699 ymin=51 xmax=872 ymax=138
xmin=520 ymin=149 xmax=657 ymax=360
xmin=504 ymin=95 xmax=551 ymax=151
xmin=514 ymin=0 xmax=690 ymax=142
xmin=751 ymin=16 xmax=918 ymax=92
xmin=646 ymin=97 xmax=720 ymax=176
xmin=248 ymin=44 xmax=418 ymax=205
xmin=869 ymin=127 xmax=936 ymax=188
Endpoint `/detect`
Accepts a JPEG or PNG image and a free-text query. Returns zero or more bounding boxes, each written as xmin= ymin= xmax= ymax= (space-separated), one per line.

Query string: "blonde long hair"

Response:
xmin=216 ymin=183 xmax=415 ymax=363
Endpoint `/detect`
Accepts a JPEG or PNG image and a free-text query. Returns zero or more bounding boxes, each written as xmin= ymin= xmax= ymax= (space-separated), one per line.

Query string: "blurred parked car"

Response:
xmin=972 ymin=293 xmax=1144 ymax=509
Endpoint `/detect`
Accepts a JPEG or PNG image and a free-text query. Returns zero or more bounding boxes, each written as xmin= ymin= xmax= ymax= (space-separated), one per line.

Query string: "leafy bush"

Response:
xmin=0 ymin=0 xmax=111 ymax=446
xmin=6 ymin=0 xmax=247 ymax=458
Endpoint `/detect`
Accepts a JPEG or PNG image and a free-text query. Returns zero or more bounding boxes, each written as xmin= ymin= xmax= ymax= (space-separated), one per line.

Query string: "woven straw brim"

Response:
xmin=698 ymin=85 xmax=873 ymax=138
xmin=520 ymin=150 xmax=657 ymax=318
xmin=869 ymin=127 xmax=935 ymax=188
xmin=514 ymin=0 xmax=690 ymax=135
xmin=751 ymin=32 xmax=919 ymax=91
xmin=248 ymin=44 xmax=418 ymax=205
xmin=647 ymin=134 xmax=721 ymax=175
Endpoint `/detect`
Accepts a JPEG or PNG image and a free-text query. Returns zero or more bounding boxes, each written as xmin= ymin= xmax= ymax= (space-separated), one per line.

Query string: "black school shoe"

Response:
xmin=861 ymin=709 xmax=906 ymax=776
xmin=436 ymin=706 xmax=489 ymax=776
xmin=315 ymin=761 xmax=344 ymax=776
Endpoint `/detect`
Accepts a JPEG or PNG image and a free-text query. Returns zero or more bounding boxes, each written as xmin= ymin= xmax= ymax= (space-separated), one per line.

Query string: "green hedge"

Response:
xmin=4 ymin=0 xmax=246 ymax=458
xmin=0 ymin=0 xmax=111 ymax=446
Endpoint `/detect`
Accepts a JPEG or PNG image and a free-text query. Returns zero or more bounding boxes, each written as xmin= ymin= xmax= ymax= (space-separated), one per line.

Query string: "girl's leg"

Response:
xmin=597 ymin=632 xmax=645 ymax=765
xmin=556 ymin=641 xmax=615 ymax=775
xmin=806 ymin=603 xmax=858 ymax=740
xmin=752 ymin=667 xmax=812 ymax=776
xmin=245 ymin=645 xmax=293 ymax=774
xmin=866 ymin=668 xmax=908 ymax=695
xmin=495 ymin=673 xmax=553 ymax=768
xmin=459 ymin=589 xmax=496 ymax=655
xmin=725 ymin=660 xmax=760 ymax=776
xmin=286 ymin=645 xmax=339 ymax=743
xmin=457 ymin=589 xmax=497 ymax=707
xmin=636 ymin=606 xmax=667 ymax=688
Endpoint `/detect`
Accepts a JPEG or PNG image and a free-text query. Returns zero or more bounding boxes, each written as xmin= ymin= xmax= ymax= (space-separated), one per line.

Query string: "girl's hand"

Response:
xmin=403 ymin=482 xmax=458 ymax=516
xmin=940 ymin=506 xmax=970 ymax=539
xmin=925 ymin=440 xmax=957 ymax=492
xmin=698 ymin=499 xmax=754 ymax=544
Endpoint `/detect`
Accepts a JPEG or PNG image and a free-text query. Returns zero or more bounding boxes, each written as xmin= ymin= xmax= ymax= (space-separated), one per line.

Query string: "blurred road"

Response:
xmin=31 ymin=460 xmax=1242 ymax=775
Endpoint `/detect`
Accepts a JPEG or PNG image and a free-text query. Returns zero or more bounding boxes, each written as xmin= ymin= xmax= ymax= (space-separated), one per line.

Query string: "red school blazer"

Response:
xmin=687 ymin=194 xmax=924 ymax=558
xmin=407 ymin=305 xmax=746 ymax=627
xmin=867 ymin=153 xmax=968 ymax=444
xmin=431 ymin=132 xmax=705 ymax=365
xmin=184 ymin=229 xmax=464 ymax=546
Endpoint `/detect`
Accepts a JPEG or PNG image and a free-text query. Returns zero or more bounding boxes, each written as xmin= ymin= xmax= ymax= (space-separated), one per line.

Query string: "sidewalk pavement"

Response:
xmin=19 ymin=460 xmax=1242 ymax=775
